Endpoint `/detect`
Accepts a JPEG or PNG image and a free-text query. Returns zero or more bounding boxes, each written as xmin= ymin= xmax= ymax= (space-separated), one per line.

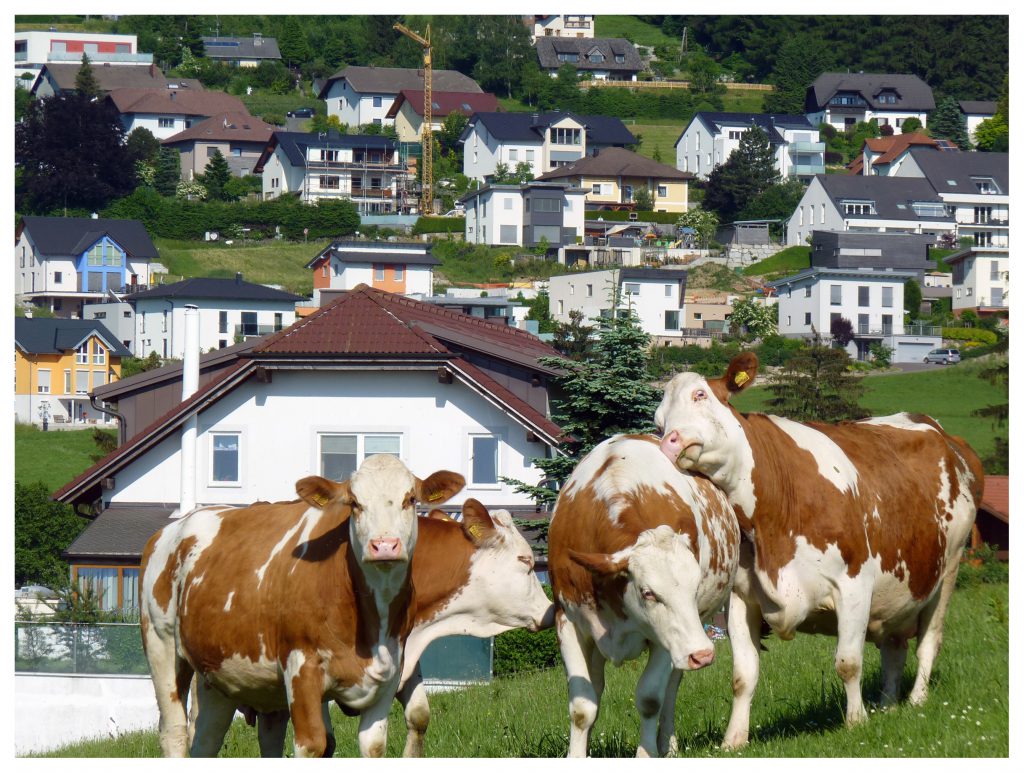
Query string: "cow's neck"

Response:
xmin=346 ymin=545 xmax=413 ymax=652
xmin=701 ymin=409 xmax=760 ymax=531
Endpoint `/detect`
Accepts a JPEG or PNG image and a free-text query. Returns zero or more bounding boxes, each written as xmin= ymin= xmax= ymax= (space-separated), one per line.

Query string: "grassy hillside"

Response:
xmin=594 ymin=15 xmax=678 ymax=47
xmin=741 ymin=246 xmax=811 ymax=280
xmin=15 ymin=424 xmax=115 ymax=493
xmin=32 ymin=581 xmax=1008 ymax=756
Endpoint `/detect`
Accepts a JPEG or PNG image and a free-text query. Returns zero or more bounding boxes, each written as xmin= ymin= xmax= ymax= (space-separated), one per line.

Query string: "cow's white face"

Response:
xmin=460 ymin=508 xmax=554 ymax=634
xmin=572 ymin=525 xmax=715 ymax=671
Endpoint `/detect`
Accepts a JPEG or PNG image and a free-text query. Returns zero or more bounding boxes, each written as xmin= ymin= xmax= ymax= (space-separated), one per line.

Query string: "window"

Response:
xmin=858 ymin=313 xmax=869 ymax=333
xmin=533 ymin=198 xmax=561 ymax=213
xmin=843 ymin=201 xmax=875 ymax=215
xmin=729 ymin=130 xmax=742 ymax=140
xmin=87 ymin=244 xmax=103 ymax=266
xmin=588 ymin=52 xmax=605 ymax=63
xmin=804 ymin=312 xmax=812 ymax=326
xmin=92 ymin=341 xmax=106 ymax=365
xmin=557 ymin=300 xmax=564 ymax=315
xmin=615 ymin=54 xmax=625 ymax=64
xmin=372 ymin=118 xmax=382 ymax=126
xmin=657 ymin=185 xmax=668 ymax=198
xmin=975 ymin=232 xmax=992 ymax=248
xmin=881 ymin=314 xmax=893 ymax=334
xmin=586 ymin=284 xmax=593 ymax=297
xmin=374 ymin=265 xmax=386 ymax=282
xmin=372 ymin=96 xmax=382 ymax=108
xmin=240 ymin=312 xmax=257 ymax=336
xmin=623 ymin=282 xmax=641 ymax=296
xmin=206 ymin=146 xmax=219 ymax=158
xmin=161 ymin=310 xmax=168 ymax=332
xmin=972 ymin=177 xmax=999 ymax=194
xmin=991 ymin=262 xmax=1002 ymax=281
xmin=549 ymin=127 xmax=582 ymax=145
xmin=158 ymin=118 xmax=175 ymax=128
xmin=393 ymin=266 xmax=404 ymax=281
xmin=470 ymin=435 xmax=499 ymax=485
xmin=211 ymin=433 xmax=240 ymax=484
xmin=525 ymin=149 xmax=535 ymax=162
xmin=499 ymin=224 xmax=517 ymax=244
xmin=53 ymin=271 xmax=63 ymax=284
xmin=509 ymin=149 xmax=518 ymax=162
xmin=992 ymin=287 xmax=1004 ymax=306
xmin=319 ymin=175 xmax=340 ymax=189
xmin=75 ymin=568 xmax=119 ymax=610
xmin=37 ymin=369 xmax=50 ymax=394
xmin=665 ymin=284 xmax=673 ymax=297
xmin=75 ymin=370 xmax=89 ymax=394
xmin=804 ymin=285 xmax=812 ymax=298
xmin=974 ymin=206 xmax=992 ymax=224
xmin=274 ymin=312 xmax=283 ymax=332
xmin=219 ymin=311 xmax=228 ymax=334
xmin=858 ymin=286 xmax=870 ymax=306
xmin=320 ymin=433 xmax=400 ymax=481
xmin=319 ymin=149 xmax=339 ymax=162
xmin=76 ymin=343 xmax=89 ymax=364
xmin=882 ymin=287 xmax=893 ymax=308
xmin=830 ymin=285 xmax=842 ymax=305
xmin=504 ymin=198 xmax=513 ymax=210
xmin=64 ymin=370 xmax=71 ymax=394
xmin=665 ymin=310 xmax=680 ymax=330
xmin=94 ymin=372 xmax=106 ymax=388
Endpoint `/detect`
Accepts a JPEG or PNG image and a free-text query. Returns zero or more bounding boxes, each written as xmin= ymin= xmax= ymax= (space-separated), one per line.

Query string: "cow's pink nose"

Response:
xmin=660 ymin=431 xmax=684 ymax=460
xmin=688 ymin=648 xmax=715 ymax=670
xmin=368 ymin=538 xmax=402 ymax=561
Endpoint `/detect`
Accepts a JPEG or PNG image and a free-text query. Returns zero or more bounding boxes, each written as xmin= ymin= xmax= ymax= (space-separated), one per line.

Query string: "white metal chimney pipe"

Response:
xmin=177 ymin=305 xmax=200 ymax=517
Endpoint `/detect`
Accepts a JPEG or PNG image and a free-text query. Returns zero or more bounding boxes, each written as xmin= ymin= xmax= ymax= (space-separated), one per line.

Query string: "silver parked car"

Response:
xmin=923 ymin=348 xmax=961 ymax=365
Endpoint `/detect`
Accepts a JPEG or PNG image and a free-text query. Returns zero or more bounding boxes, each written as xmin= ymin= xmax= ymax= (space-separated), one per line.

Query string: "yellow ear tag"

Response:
xmin=428 ymin=492 xmax=444 ymax=501
xmin=466 ymin=523 xmax=484 ymax=540
xmin=313 ymin=493 xmax=328 ymax=507
xmin=734 ymin=371 xmax=750 ymax=387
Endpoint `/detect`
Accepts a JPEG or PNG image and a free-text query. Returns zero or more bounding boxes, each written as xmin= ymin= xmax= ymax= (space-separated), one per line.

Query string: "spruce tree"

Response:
xmin=74 ymin=53 xmax=100 ymax=99
xmin=763 ymin=34 xmax=833 ymax=115
xmin=199 ymin=149 xmax=232 ymax=201
xmin=929 ymin=96 xmax=970 ymax=150
xmin=703 ymin=125 xmax=779 ymax=221
xmin=154 ymin=147 xmax=182 ymax=196
xmin=278 ymin=17 xmax=312 ymax=68
xmin=766 ymin=331 xmax=867 ymax=422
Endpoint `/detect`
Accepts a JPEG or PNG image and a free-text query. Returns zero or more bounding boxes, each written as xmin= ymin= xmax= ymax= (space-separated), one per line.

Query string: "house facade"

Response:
xmin=127 ymin=275 xmax=301 ymax=359
xmin=15 ymin=30 xmax=149 ymax=88
xmin=528 ymin=15 xmax=595 ymax=41
xmin=959 ymin=101 xmax=997 ymax=145
xmin=53 ymin=286 xmax=566 ymax=610
xmin=460 ymin=111 xmax=635 ymax=182
xmin=384 ymin=90 xmax=499 ymax=143
xmin=847 ymin=132 xmax=941 ymax=176
xmin=806 ymin=72 xmax=935 ymax=132
xmin=786 ymin=174 xmax=955 ymax=246
xmin=15 ymin=216 xmax=159 ymax=319
xmin=162 ymin=111 xmax=275 ymax=180
xmin=768 ymin=267 xmax=940 ymax=362
xmin=548 ymin=267 xmax=689 ymax=339
xmin=200 ymin=34 xmax=281 ymax=67
xmin=255 ymin=130 xmax=412 ymax=214
xmin=15 ymin=317 xmax=130 ymax=425
xmin=460 ymin=182 xmax=587 ymax=248
xmin=317 ymin=66 xmax=482 ymax=128
xmin=106 ymin=85 xmax=247 ymax=141
xmin=674 ymin=112 xmax=824 ymax=181
xmin=534 ymin=37 xmax=642 ymax=81
xmin=535 ymin=146 xmax=692 ymax=213
xmin=305 ymin=239 xmax=439 ymax=303
xmin=809 ymin=230 xmax=937 ymax=280
xmin=945 ymin=248 xmax=1009 ymax=315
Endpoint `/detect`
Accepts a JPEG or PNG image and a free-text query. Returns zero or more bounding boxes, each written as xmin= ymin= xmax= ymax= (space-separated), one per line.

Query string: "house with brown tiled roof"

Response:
xmin=973 ymin=475 xmax=1008 ymax=560
xmin=53 ymin=285 xmax=566 ymax=609
xmin=30 ymin=62 xmax=180 ymax=98
xmin=847 ymin=132 xmax=941 ymax=176
xmin=106 ymin=85 xmax=248 ymax=141
xmin=384 ymin=89 xmax=499 ymax=142
xmin=162 ymin=111 xmax=276 ymax=180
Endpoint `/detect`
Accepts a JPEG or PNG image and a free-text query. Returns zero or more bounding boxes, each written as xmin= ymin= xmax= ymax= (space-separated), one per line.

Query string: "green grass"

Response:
xmin=239 ymin=91 xmax=322 ymax=123
xmin=742 ymin=246 xmax=811 ymax=279
xmin=153 ymin=237 xmax=320 ymax=296
xmin=595 ymin=15 xmax=678 ymax=47
xmin=30 ymin=582 xmax=1008 ymax=757
xmin=731 ymin=355 xmax=1007 ymax=461
xmin=15 ymin=424 xmax=115 ymax=493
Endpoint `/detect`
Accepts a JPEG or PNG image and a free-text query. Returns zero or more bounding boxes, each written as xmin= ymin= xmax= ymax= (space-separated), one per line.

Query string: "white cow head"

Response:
xmin=296 ymin=457 xmax=465 ymax=564
xmin=439 ymin=500 xmax=554 ymax=634
xmin=569 ymin=525 xmax=715 ymax=671
xmin=655 ymin=352 xmax=759 ymax=484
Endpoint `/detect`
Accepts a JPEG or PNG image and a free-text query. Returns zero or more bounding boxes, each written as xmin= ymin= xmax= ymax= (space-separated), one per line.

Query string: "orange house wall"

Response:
xmin=372 ymin=264 xmax=407 ymax=294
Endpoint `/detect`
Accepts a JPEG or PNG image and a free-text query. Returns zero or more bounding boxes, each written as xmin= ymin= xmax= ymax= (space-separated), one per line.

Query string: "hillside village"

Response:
xmin=11 ymin=13 xmax=1011 ymax=757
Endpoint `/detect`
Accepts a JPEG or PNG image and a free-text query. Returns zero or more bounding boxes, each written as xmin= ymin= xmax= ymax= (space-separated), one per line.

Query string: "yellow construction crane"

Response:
xmin=393 ymin=22 xmax=432 ymax=215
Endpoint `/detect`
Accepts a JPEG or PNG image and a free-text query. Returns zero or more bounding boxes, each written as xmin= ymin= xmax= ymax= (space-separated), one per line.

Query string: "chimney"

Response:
xmin=235 ymin=272 xmax=243 ymax=284
xmin=176 ymin=305 xmax=201 ymax=517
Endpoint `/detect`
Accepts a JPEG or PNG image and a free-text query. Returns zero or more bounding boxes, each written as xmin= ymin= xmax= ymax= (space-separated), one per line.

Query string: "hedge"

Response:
xmin=493 ymin=625 xmax=561 ymax=677
xmin=412 ymin=216 xmax=464 ymax=235
xmin=102 ymin=187 xmax=360 ymax=241
xmin=941 ymin=327 xmax=998 ymax=345
xmin=584 ymin=210 xmax=681 ymax=225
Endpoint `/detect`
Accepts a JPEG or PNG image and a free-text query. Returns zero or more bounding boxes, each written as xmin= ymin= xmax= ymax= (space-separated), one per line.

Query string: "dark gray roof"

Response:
xmin=127 ymin=276 xmax=303 ymax=302
xmin=15 ymin=317 xmax=132 ymax=358
xmin=318 ymin=65 xmax=481 ymax=98
xmin=306 ymin=242 xmax=440 ymax=269
xmin=766 ymin=266 xmax=917 ymax=289
xmin=201 ymin=35 xmax=281 ymax=61
xmin=33 ymin=62 xmax=170 ymax=94
xmin=814 ymin=174 xmax=951 ymax=222
xmin=959 ymin=100 xmax=997 ymax=115
xmin=461 ymin=111 xmax=635 ymax=146
xmin=255 ymin=130 xmax=396 ymax=172
xmin=62 ymin=505 xmax=176 ymax=561
xmin=903 ymin=148 xmax=1009 ymax=194
xmin=676 ymin=112 xmax=813 ymax=146
xmin=535 ymin=37 xmax=643 ymax=74
xmin=18 ymin=216 xmax=159 ymax=259
xmin=807 ymin=72 xmax=935 ymax=112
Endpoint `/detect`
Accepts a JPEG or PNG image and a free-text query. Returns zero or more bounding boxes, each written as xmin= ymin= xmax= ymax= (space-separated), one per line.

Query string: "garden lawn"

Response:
xmin=15 ymin=424 xmax=115 ymax=493
xmin=32 ymin=581 xmax=1008 ymax=757
xmin=742 ymin=245 xmax=811 ymax=279
xmin=595 ymin=15 xmax=677 ymax=46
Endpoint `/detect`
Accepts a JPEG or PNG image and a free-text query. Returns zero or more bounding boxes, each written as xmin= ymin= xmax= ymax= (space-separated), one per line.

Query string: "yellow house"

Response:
xmin=15 ymin=317 xmax=131 ymax=426
xmin=535 ymin=146 xmax=694 ymax=213
xmin=384 ymin=89 xmax=499 ymax=143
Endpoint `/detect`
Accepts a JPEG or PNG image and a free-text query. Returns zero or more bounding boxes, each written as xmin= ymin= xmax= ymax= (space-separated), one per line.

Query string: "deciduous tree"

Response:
xmin=15 ymin=482 xmax=89 ymax=590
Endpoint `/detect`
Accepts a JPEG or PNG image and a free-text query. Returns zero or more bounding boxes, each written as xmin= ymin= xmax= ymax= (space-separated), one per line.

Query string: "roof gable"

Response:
xmin=17 ymin=216 xmax=159 ymax=259
xmin=535 ymin=37 xmax=643 ymax=72
xmin=15 ymin=317 xmax=131 ymax=358
xmin=808 ymin=72 xmax=935 ymax=112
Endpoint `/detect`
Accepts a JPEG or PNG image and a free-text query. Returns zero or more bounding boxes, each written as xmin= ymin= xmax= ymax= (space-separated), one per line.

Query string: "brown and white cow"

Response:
xmin=250 ymin=493 xmax=555 ymax=757
xmin=549 ymin=434 xmax=740 ymax=757
xmin=655 ymin=353 xmax=984 ymax=747
xmin=139 ymin=455 xmax=465 ymax=758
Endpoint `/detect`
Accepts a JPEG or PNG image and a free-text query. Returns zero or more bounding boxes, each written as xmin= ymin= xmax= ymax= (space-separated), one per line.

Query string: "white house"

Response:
xmin=200 ymin=34 xmax=281 ymax=67
xmin=534 ymin=37 xmax=643 ymax=81
xmin=847 ymin=132 xmax=941 ymax=176
xmin=316 ymin=65 xmax=482 ymax=129
xmin=54 ymin=286 xmax=567 ymax=608
xmin=528 ymin=15 xmax=595 ymax=41
xmin=106 ymin=85 xmax=248 ymax=141
xmin=254 ymin=130 xmax=413 ymax=214
xmin=15 ymin=216 xmax=159 ymax=320
xmin=786 ymin=174 xmax=955 ymax=246
xmin=460 ymin=111 xmax=635 ymax=182
xmin=945 ymin=248 xmax=1009 ymax=316
xmin=806 ymin=72 xmax=935 ymax=132
xmin=959 ymin=101 xmax=998 ymax=145
xmin=15 ymin=30 xmax=149 ymax=88
xmin=674 ymin=112 xmax=824 ymax=181
xmin=305 ymin=239 xmax=439 ymax=304
xmin=768 ymin=266 xmax=941 ymax=363
xmin=461 ymin=182 xmax=587 ymax=248
xmin=548 ymin=267 xmax=689 ymax=339
xmin=127 ymin=274 xmax=302 ymax=359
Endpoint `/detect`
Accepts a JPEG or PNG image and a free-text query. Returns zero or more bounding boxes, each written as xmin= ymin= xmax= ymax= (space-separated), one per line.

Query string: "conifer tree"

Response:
xmin=766 ymin=331 xmax=867 ymax=422
xmin=74 ymin=53 xmax=100 ymax=99
xmin=154 ymin=147 xmax=182 ymax=196
xmin=199 ymin=149 xmax=232 ymax=201
xmin=929 ymin=96 xmax=970 ymax=150
xmin=703 ymin=125 xmax=779 ymax=221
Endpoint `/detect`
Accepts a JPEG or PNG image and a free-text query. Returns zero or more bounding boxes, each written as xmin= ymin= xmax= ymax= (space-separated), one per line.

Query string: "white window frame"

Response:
xmin=209 ymin=431 xmax=242 ymax=487
xmin=468 ymin=431 xmax=502 ymax=489
xmin=92 ymin=340 xmax=106 ymax=365
xmin=37 ymin=369 xmax=51 ymax=394
xmin=317 ymin=431 xmax=403 ymax=482
xmin=76 ymin=343 xmax=89 ymax=365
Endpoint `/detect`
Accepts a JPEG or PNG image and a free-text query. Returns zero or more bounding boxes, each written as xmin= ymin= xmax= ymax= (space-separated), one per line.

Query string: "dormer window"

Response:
xmin=972 ymin=177 xmax=1000 ymax=195
xmin=557 ymin=52 xmax=579 ymax=63
xmin=830 ymin=92 xmax=865 ymax=107
xmin=841 ymin=199 xmax=876 ymax=215
xmin=615 ymin=54 xmax=625 ymax=64
xmin=587 ymin=48 xmax=605 ymax=63
xmin=911 ymin=201 xmax=946 ymax=218
xmin=875 ymin=90 xmax=900 ymax=105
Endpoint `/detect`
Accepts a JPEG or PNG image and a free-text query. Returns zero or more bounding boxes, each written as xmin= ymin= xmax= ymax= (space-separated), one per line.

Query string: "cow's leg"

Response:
xmin=834 ymin=586 xmax=872 ymax=727
xmin=356 ymin=694 xmax=394 ymax=757
xmin=909 ymin=565 xmax=959 ymax=706
xmin=285 ymin=653 xmax=329 ymax=758
xmin=186 ymin=675 xmax=199 ymax=749
xmin=657 ymin=667 xmax=683 ymax=757
xmin=256 ymin=710 xmax=290 ymax=757
xmin=398 ymin=665 xmax=430 ymax=757
xmin=635 ymin=645 xmax=673 ymax=757
xmin=321 ymin=702 xmax=337 ymax=757
xmin=143 ymin=623 xmax=193 ymax=757
xmin=557 ymin=611 xmax=602 ymax=758
xmin=189 ymin=678 xmax=237 ymax=757
xmin=721 ymin=585 xmax=761 ymax=749
xmin=879 ymin=637 xmax=909 ymax=707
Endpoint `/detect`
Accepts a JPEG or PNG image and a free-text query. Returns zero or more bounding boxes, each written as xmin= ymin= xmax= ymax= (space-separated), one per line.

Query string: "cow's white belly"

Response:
xmin=201 ymin=653 xmax=287 ymax=712
xmin=561 ymin=600 xmax=647 ymax=665
xmin=327 ymin=641 xmax=402 ymax=711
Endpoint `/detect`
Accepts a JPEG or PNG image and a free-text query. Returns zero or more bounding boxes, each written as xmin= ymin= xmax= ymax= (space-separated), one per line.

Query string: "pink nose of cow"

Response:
xmin=368 ymin=538 xmax=402 ymax=561
xmin=660 ymin=431 xmax=700 ymax=468
xmin=688 ymin=648 xmax=715 ymax=670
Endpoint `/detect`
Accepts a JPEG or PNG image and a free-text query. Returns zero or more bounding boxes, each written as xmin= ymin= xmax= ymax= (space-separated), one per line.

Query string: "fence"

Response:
xmin=15 ymin=622 xmax=149 ymax=675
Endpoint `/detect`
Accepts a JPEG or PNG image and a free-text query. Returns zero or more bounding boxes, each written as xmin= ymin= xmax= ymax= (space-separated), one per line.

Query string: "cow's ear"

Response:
xmin=427 ymin=509 xmax=453 ymax=521
xmin=460 ymin=498 xmax=497 ymax=545
xmin=415 ymin=470 xmax=466 ymax=506
xmin=568 ymin=549 xmax=628 ymax=576
xmin=711 ymin=352 xmax=759 ymax=401
xmin=296 ymin=476 xmax=349 ymax=509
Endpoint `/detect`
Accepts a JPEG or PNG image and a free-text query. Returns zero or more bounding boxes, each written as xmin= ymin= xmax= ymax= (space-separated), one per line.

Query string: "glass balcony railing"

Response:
xmin=791 ymin=163 xmax=826 ymax=176
xmin=789 ymin=141 xmax=826 ymax=153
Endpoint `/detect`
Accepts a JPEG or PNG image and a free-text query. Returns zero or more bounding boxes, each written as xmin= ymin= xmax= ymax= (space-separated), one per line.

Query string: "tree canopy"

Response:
xmin=929 ymin=96 xmax=970 ymax=150
xmin=766 ymin=332 xmax=867 ymax=422
xmin=703 ymin=125 xmax=779 ymax=222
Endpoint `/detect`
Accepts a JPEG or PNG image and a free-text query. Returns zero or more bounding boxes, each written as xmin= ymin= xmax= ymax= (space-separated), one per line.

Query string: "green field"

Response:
xmin=15 ymin=424 xmax=116 ymax=493
xmin=595 ymin=15 xmax=678 ymax=47
xmin=30 ymin=580 xmax=1008 ymax=757
xmin=742 ymin=246 xmax=811 ymax=279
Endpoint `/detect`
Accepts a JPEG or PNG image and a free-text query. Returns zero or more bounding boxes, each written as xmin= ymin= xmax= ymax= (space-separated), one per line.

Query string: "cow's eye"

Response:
xmin=641 ymin=588 xmax=657 ymax=602
xmin=693 ymin=389 xmax=707 ymax=401
xmin=517 ymin=555 xmax=534 ymax=571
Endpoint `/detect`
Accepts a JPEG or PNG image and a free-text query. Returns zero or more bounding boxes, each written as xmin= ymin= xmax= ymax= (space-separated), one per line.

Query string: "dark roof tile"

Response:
xmin=128 ymin=276 xmax=303 ymax=302
xmin=15 ymin=317 xmax=132 ymax=358
xmin=18 ymin=216 xmax=159 ymax=259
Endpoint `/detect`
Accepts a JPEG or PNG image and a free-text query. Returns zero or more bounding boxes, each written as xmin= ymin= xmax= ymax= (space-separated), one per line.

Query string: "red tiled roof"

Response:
xmin=980 ymin=475 xmax=1008 ymax=522
xmin=850 ymin=132 xmax=939 ymax=174
xmin=107 ymin=87 xmax=248 ymax=118
xmin=386 ymin=89 xmax=499 ymax=119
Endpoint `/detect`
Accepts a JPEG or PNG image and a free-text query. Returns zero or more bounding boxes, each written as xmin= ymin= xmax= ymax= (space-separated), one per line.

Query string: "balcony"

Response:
xmin=857 ymin=324 xmax=896 ymax=336
xmin=350 ymin=187 xmax=394 ymax=199
xmin=234 ymin=323 xmax=280 ymax=339
xmin=791 ymin=163 xmax=826 ymax=177
xmin=48 ymin=51 xmax=153 ymax=65
xmin=904 ymin=324 xmax=942 ymax=336
xmin=789 ymin=141 xmax=826 ymax=153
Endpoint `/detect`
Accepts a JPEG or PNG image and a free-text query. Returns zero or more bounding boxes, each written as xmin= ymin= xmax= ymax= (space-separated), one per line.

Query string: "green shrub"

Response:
xmin=754 ymin=334 xmax=804 ymax=367
xmin=412 ymin=216 xmax=464 ymax=235
xmin=493 ymin=626 xmax=561 ymax=677
xmin=649 ymin=340 xmax=742 ymax=378
xmin=942 ymin=327 xmax=998 ymax=345
xmin=957 ymin=543 xmax=1008 ymax=588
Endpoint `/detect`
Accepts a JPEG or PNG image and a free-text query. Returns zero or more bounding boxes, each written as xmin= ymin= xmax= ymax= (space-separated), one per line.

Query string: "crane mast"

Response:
xmin=394 ymin=22 xmax=433 ymax=215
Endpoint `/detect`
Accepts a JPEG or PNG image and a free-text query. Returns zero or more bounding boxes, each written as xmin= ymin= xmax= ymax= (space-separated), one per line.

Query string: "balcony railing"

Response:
xmin=857 ymin=324 xmax=896 ymax=336
xmin=234 ymin=323 xmax=279 ymax=339
xmin=903 ymin=324 xmax=942 ymax=336
xmin=789 ymin=141 xmax=826 ymax=153
xmin=350 ymin=187 xmax=394 ymax=198
xmin=790 ymin=163 xmax=826 ymax=176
